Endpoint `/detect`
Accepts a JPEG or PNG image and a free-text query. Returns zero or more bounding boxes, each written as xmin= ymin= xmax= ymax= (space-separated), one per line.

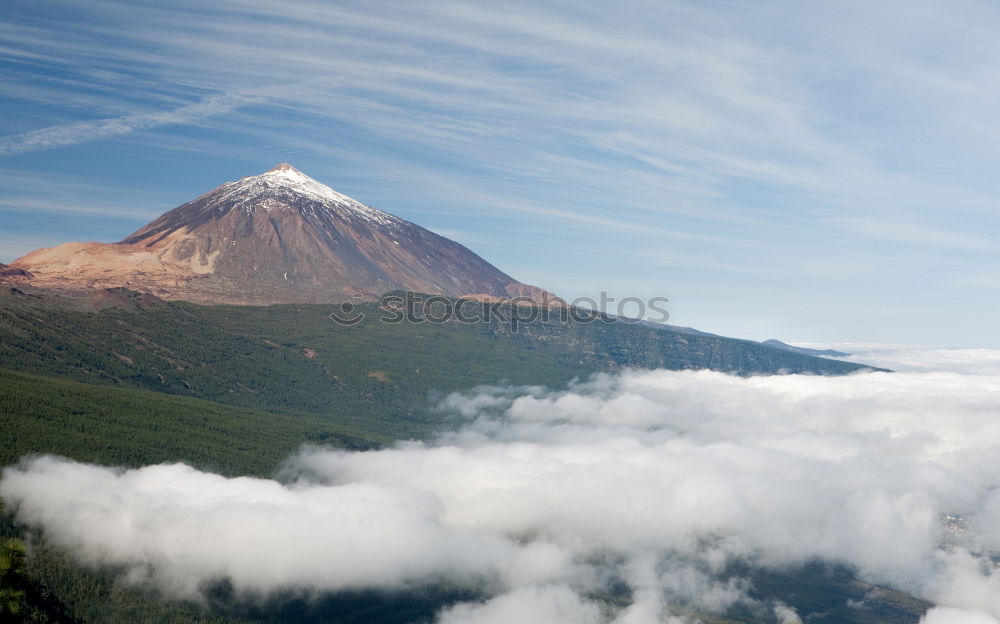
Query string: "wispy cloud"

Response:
xmin=6 ymin=0 xmax=999 ymax=227
xmin=0 ymin=92 xmax=259 ymax=155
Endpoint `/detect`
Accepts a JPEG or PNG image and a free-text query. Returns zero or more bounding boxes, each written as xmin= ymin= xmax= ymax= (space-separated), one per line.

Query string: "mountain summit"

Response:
xmin=11 ymin=165 xmax=556 ymax=305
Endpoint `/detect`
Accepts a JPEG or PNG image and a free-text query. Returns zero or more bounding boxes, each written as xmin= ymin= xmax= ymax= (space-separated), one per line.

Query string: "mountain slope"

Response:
xmin=0 ymin=289 xmax=878 ymax=440
xmin=0 ymin=368 xmax=371 ymax=477
xmin=10 ymin=164 xmax=555 ymax=305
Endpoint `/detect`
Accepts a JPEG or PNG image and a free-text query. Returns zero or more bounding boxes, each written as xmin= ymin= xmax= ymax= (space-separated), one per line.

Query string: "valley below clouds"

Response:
xmin=5 ymin=346 xmax=1000 ymax=623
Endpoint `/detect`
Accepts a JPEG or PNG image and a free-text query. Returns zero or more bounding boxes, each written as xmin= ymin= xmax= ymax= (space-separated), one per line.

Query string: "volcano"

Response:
xmin=10 ymin=164 xmax=556 ymax=305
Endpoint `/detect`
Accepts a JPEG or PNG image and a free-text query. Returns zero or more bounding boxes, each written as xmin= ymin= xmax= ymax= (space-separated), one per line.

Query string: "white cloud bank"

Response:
xmin=804 ymin=343 xmax=1000 ymax=376
xmin=921 ymin=607 xmax=1000 ymax=624
xmin=6 ymin=348 xmax=1000 ymax=622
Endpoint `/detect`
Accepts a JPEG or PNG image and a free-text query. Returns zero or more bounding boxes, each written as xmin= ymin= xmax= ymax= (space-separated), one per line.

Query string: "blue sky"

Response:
xmin=2 ymin=0 xmax=999 ymax=346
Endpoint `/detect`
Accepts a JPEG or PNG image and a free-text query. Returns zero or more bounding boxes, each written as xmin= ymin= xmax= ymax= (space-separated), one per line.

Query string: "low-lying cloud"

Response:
xmin=5 ymin=346 xmax=1000 ymax=622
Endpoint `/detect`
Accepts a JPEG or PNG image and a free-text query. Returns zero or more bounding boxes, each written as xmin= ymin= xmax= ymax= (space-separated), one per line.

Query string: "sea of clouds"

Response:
xmin=4 ymin=345 xmax=1000 ymax=623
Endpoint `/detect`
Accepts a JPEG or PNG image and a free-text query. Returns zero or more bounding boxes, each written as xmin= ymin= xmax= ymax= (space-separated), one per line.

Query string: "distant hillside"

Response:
xmin=761 ymin=338 xmax=851 ymax=358
xmin=640 ymin=323 xmax=852 ymax=358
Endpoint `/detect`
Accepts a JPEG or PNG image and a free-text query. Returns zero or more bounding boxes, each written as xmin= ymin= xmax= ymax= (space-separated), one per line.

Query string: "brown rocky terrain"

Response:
xmin=9 ymin=164 xmax=558 ymax=305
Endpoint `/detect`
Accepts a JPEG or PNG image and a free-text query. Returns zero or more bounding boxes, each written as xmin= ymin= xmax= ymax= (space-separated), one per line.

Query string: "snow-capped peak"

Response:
xmin=218 ymin=163 xmax=398 ymax=227
xmin=256 ymin=163 xmax=354 ymax=203
xmin=264 ymin=162 xmax=310 ymax=181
